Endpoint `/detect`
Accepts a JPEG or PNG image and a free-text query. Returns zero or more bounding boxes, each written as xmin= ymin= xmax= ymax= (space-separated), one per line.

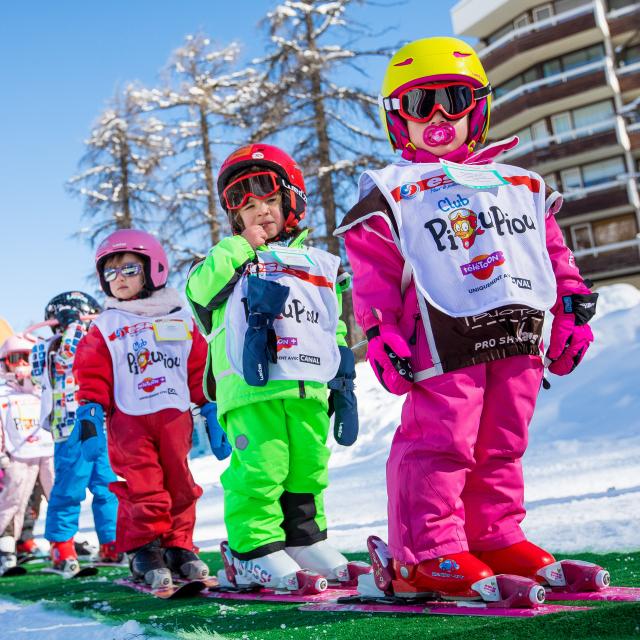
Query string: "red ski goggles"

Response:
xmin=383 ymin=82 xmax=491 ymax=123
xmin=5 ymin=352 xmax=30 ymax=366
xmin=222 ymin=171 xmax=281 ymax=211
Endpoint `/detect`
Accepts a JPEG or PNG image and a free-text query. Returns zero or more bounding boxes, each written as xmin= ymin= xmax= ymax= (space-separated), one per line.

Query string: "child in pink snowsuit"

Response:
xmin=336 ymin=37 xmax=599 ymax=599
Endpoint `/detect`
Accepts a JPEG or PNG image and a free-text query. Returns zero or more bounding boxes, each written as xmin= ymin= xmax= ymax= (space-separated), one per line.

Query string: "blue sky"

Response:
xmin=0 ymin=0 xmax=458 ymax=330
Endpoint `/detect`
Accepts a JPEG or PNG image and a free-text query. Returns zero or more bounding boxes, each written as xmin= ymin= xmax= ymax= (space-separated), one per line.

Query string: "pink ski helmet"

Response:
xmin=95 ymin=229 xmax=169 ymax=295
xmin=0 ymin=333 xmax=36 ymax=382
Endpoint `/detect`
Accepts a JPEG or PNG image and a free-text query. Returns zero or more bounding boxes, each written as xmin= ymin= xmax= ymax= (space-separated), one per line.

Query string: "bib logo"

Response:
xmin=448 ymin=208 xmax=484 ymax=249
xmin=127 ymin=349 xmax=181 ymax=375
xmin=460 ymin=251 xmax=506 ymax=280
xmin=108 ymin=321 xmax=153 ymax=341
xmin=424 ymin=205 xmax=536 ymax=252
xmin=400 ymin=183 xmax=421 ymax=199
xmin=277 ymin=336 xmax=298 ymax=352
xmin=137 ymin=376 xmax=166 ymax=393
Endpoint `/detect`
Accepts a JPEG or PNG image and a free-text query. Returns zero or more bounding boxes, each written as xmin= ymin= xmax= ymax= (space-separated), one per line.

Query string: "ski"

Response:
xmin=115 ymin=577 xmax=207 ymax=600
xmin=545 ymin=586 xmax=640 ymax=603
xmin=0 ymin=566 xmax=28 ymax=578
xmin=40 ymin=565 xmax=99 ymax=579
xmin=203 ymin=584 xmax=356 ymax=604
xmin=299 ymin=595 xmax=592 ymax=618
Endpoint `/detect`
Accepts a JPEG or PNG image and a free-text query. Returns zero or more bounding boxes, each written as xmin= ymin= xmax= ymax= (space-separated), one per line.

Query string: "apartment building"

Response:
xmin=451 ymin=0 xmax=640 ymax=285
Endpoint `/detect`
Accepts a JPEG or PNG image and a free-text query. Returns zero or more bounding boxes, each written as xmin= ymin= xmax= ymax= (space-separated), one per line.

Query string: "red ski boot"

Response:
xmin=50 ymin=538 xmax=80 ymax=574
xmin=473 ymin=540 xmax=555 ymax=583
xmin=99 ymin=541 xmax=124 ymax=564
xmin=364 ymin=536 xmax=545 ymax=607
xmin=474 ymin=540 xmax=610 ymax=593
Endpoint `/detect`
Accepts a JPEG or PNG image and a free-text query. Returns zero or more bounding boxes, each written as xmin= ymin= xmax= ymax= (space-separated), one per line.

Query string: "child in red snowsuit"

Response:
xmin=73 ymin=229 xmax=228 ymax=589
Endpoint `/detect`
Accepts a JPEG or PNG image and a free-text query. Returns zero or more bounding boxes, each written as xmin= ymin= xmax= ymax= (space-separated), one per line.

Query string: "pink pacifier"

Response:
xmin=423 ymin=123 xmax=456 ymax=147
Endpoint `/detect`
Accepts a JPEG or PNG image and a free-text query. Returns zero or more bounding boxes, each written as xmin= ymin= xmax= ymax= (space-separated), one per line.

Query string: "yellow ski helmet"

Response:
xmin=379 ymin=37 xmax=492 ymax=157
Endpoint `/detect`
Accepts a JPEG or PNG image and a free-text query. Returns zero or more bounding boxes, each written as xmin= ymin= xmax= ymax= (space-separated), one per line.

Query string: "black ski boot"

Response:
xmin=129 ymin=539 xmax=172 ymax=589
xmin=164 ymin=547 xmax=210 ymax=581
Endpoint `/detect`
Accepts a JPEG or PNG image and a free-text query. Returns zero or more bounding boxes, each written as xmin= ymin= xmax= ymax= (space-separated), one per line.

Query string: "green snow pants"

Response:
xmin=220 ymin=397 xmax=330 ymax=559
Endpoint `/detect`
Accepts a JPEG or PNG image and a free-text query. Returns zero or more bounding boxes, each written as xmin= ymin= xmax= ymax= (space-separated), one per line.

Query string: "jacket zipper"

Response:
xmin=409 ymin=313 xmax=421 ymax=346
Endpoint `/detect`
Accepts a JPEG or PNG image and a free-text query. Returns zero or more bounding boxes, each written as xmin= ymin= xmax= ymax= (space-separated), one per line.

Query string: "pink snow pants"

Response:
xmin=0 ymin=456 xmax=54 ymax=538
xmin=387 ymin=355 xmax=544 ymax=565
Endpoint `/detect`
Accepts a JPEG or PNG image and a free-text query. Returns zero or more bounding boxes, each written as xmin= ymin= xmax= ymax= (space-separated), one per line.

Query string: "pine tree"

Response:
xmin=134 ymin=34 xmax=258 ymax=271
xmin=246 ymin=0 xmax=396 ymax=340
xmin=68 ymin=85 xmax=172 ymax=244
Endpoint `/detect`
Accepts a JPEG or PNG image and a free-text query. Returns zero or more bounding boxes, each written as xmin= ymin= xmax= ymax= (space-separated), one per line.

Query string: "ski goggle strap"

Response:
xmin=103 ymin=262 xmax=144 ymax=283
xmin=222 ymin=171 xmax=280 ymax=211
xmin=380 ymin=83 xmax=492 ymax=123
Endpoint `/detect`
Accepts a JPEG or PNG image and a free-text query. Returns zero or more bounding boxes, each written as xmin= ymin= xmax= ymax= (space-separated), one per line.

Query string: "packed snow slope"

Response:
xmin=63 ymin=284 xmax=640 ymax=555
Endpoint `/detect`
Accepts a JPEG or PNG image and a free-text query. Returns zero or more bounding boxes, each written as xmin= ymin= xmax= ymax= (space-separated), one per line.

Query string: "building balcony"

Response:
xmin=573 ymin=238 xmax=640 ymax=279
xmin=479 ymin=4 xmax=598 ymax=83
xmin=500 ymin=118 xmax=620 ymax=172
xmin=556 ymin=179 xmax=631 ymax=221
xmin=609 ymin=2 xmax=640 ymax=38
xmin=491 ymin=60 xmax=610 ymax=136
xmin=618 ymin=61 xmax=640 ymax=96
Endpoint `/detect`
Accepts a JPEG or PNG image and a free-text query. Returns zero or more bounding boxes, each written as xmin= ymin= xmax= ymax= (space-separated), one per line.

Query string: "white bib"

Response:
xmin=0 ymin=386 xmax=53 ymax=459
xmin=360 ymin=161 xmax=557 ymax=317
xmin=93 ymin=308 xmax=194 ymax=416
xmin=225 ymin=245 xmax=341 ymax=384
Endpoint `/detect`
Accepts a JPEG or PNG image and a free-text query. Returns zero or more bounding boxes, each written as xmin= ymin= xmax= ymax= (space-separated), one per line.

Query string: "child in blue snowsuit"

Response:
xmin=32 ymin=291 xmax=119 ymax=572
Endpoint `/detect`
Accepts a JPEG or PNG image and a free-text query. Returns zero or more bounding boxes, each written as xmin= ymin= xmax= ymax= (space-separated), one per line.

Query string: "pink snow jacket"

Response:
xmin=336 ymin=138 xmax=591 ymax=379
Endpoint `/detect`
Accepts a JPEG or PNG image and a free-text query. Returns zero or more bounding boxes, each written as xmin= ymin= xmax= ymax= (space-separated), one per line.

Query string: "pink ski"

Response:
xmin=202 ymin=585 xmax=357 ymax=604
xmin=299 ymin=600 xmax=592 ymax=618
xmin=545 ymin=586 xmax=640 ymax=603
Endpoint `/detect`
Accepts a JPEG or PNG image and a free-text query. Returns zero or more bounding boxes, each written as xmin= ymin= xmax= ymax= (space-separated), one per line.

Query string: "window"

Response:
xmin=514 ymin=14 xmax=530 ymax=29
xmin=551 ymin=112 xmax=572 ymax=135
xmin=531 ymin=120 xmax=550 ymax=139
xmin=544 ymin=173 xmax=559 ymax=190
xmin=543 ymin=59 xmax=562 ymax=77
xmin=620 ymin=44 xmax=640 ymax=67
xmin=593 ymin=215 xmax=637 ymax=245
xmin=516 ymin=126 xmax=532 ymax=143
xmin=533 ymin=4 xmax=553 ymax=21
xmin=571 ymin=223 xmax=594 ymax=251
xmin=573 ymin=100 xmax=614 ymax=128
xmin=487 ymin=22 xmax=513 ymax=45
xmin=582 ymin=157 xmax=625 ymax=186
xmin=561 ymin=167 xmax=583 ymax=190
xmin=556 ymin=0 xmax=591 ymax=13
xmin=608 ymin=0 xmax=637 ymax=11
xmin=561 ymin=43 xmax=604 ymax=71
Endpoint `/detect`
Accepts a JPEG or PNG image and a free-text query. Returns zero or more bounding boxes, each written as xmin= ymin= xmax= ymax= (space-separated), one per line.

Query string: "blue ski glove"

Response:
xmin=200 ymin=402 xmax=232 ymax=460
xmin=328 ymin=346 xmax=359 ymax=446
xmin=76 ymin=402 xmax=106 ymax=462
xmin=243 ymin=276 xmax=290 ymax=386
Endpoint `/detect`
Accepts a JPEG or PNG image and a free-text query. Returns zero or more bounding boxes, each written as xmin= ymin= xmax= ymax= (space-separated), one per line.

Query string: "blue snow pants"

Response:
xmin=45 ymin=435 xmax=118 ymax=544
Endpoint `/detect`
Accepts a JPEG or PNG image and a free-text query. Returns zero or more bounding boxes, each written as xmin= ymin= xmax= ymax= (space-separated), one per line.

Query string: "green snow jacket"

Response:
xmin=186 ymin=229 xmax=349 ymax=420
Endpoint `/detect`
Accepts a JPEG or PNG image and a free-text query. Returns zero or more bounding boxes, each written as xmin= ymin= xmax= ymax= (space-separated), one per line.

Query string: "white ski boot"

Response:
xmin=218 ymin=541 xmax=327 ymax=594
xmin=285 ymin=539 xmax=371 ymax=586
xmin=0 ymin=536 xmax=17 ymax=576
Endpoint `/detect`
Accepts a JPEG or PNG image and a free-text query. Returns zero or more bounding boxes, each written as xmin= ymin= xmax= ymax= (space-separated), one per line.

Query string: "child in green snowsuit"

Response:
xmin=186 ymin=143 xmax=360 ymax=591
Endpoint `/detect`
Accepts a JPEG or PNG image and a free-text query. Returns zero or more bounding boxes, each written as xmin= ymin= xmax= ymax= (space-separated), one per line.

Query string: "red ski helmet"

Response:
xmin=95 ymin=229 xmax=169 ymax=295
xmin=217 ymin=143 xmax=307 ymax=235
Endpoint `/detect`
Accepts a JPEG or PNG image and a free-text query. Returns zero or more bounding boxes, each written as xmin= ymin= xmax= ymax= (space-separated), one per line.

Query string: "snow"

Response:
xmin=16 ymin=283 xmax=638 ymax=635
xmin=43 ymin=284 xmax=638 ymax=557
xmin=0 ymin=599 xmax=149 ymax=639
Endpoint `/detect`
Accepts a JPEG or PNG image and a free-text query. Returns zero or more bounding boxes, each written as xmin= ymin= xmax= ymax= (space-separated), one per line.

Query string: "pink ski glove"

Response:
xmin=366 ymin=324 xmax=414 ymax=395
xmin=546 ymin=293 xmax=598 ymax=376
